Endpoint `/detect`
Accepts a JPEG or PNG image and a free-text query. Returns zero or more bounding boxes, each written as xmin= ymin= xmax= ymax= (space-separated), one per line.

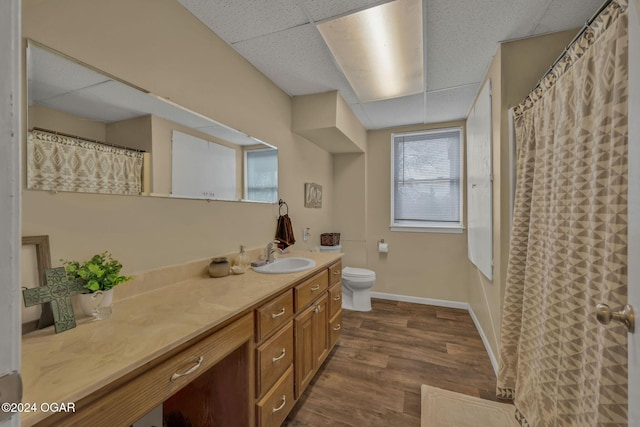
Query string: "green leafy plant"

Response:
xmin=61 ymin=251 xmax=132 ymax=293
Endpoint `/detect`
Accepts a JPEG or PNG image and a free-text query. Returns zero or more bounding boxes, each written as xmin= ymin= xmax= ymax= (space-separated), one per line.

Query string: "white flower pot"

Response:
xmin=78 ymin=289 xmax=114 ymax=320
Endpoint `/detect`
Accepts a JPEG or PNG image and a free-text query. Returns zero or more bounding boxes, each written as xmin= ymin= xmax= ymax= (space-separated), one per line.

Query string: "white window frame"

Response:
xmin=390 ymin=127 xmax=464 ymax=234
xmin=243 ymin=147 xmax=278 ymax=203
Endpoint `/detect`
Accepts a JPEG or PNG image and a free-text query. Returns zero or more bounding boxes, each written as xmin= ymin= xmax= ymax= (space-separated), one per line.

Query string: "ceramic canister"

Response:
xmin=208 ymin=257 xmax=230 ymax=278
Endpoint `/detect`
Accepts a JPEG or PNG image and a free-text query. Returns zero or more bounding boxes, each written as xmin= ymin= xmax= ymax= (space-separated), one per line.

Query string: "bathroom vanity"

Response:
xmin=20 ymin=251 xmax=342 ymax=426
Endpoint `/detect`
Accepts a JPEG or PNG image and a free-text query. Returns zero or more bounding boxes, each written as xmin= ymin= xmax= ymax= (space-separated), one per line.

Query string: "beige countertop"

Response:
xmin=20 ymin=250 xmax=341 ymax=426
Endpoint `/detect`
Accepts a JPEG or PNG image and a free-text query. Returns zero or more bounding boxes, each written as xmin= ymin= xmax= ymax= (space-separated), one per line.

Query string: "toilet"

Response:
xmin=319 ymin=245 xmax=376 ymax=312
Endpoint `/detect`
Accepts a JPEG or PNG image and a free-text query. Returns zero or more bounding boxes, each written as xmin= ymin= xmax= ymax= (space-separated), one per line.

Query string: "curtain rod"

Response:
xmin=31 ymin=127 xmax=146 ymax=153
xmin=533 ymin=0 xmax=616 ymax=91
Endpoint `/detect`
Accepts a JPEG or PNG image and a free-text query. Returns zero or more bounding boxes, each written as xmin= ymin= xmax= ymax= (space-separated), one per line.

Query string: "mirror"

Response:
xmin=26 ymin=40 xmax=278 ymax=203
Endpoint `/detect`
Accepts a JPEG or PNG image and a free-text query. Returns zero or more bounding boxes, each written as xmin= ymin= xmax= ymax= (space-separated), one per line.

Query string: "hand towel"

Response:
xmin=275 ymin=214 xmax=295 ymax=249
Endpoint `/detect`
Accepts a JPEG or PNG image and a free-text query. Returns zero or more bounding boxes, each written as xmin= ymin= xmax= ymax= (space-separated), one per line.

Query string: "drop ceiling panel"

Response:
xmin=424 ymin=84 xmax=480 ymax=124
xmin=177 ymin=0 xmax=308 ymax=43
xmin=533 ymin=0 xmax=605 ymax=34
xmin=426 ymin=0 xmax=545 ymax=91
xmin=300 ymin=0 xmax=393 ymax=22
xmin=28 ymin=45 xmax=110 ymax=104
xmin=358 ymin=93 xmax=424 ymax=130
xmin=233 ymin=23 xmax=359 ymax=103
xmin=39 ymin=89 xmax=140 ymax=123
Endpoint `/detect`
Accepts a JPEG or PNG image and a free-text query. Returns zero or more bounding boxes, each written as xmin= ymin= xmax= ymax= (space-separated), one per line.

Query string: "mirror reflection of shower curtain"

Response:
xmin=27 ymin=129 xmax=143 ymax=195
xmin=497 ymin=1 xmax=629 ymax=426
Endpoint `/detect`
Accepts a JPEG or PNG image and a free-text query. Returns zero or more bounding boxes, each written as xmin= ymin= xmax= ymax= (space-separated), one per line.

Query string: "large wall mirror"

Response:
xmin=26 ymin=40 xmax=278 ymax=203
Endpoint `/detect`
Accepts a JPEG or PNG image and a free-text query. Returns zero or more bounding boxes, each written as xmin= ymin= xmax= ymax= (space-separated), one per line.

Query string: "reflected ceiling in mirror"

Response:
xmin=26 ymin=40 xmax=278 ymax=203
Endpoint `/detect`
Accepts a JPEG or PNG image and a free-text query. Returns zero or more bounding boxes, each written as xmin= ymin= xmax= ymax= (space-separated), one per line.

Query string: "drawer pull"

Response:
xmin=272 ymin=395 xmax=286 ymax=413
xmin=311 ymin=285 xmax=321 ymax=291
xmin=272 ymin=348 xmax=286 ymax=363
xmin=170 ymin=356 xmax=204 ymax=382
xmin=332 ymin=270 xmax=340 ymax=275
xmin=314 ymin=305 xmax=320 ymax=314
xmin=333 ymin=295 xmax=341 ymax=301
xmin=333 ymin=324 xmax=341 ymax=331
xmin=271 ymin=307 xmax=286 ymax=319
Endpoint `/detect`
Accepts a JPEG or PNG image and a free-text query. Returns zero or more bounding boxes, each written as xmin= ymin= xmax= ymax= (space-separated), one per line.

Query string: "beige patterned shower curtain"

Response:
xmin=497 ymin=1 xmax=629 ymax=426
xmin=27 ymin=129 xmax=144 ymax=195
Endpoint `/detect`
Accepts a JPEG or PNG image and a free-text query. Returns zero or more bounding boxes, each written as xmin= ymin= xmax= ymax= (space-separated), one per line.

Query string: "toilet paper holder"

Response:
xmin=378 ymin=239 xmax=388 ymax=253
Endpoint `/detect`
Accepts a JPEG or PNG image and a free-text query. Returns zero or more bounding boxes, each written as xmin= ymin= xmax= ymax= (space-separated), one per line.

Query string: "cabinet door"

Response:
xmin=294 ymin=294 xmax=328 ymax=398
xmin=294 ymin=303 xmax=315 ymax=398
xmin=312 ymin=294 xmax=328 ymax=368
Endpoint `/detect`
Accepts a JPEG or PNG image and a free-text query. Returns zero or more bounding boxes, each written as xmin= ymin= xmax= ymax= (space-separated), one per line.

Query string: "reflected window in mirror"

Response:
xmin=245 ymin=148 xmax=278 ymax=203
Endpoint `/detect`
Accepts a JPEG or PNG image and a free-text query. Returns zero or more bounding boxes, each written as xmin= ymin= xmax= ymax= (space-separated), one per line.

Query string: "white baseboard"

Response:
xmin=467 ymin=306 xmax=499 ymax=376
xmin=370 ymin=292 xmax=468 ymax=310
xmin=370 ymin=291 xmax=499 ymax=376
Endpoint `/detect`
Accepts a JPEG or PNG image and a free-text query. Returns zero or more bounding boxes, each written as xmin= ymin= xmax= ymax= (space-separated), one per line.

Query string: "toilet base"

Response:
xmin=342 ymin=287 xmax=372 ymax=312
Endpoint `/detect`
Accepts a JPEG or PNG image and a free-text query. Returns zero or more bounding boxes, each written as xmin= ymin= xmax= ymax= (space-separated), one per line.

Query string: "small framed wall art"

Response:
xmin=304 ymin=183 xmax=322 ymax=208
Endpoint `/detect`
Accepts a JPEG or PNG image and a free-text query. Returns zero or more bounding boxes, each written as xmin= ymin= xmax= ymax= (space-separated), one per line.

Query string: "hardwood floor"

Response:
xmin=283 ymin=298 xmax=498 ymax=426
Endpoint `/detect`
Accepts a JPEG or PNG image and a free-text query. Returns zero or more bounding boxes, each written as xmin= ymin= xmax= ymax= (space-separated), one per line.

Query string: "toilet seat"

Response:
xmin=342 ymin=267 xmax=376 ymax=281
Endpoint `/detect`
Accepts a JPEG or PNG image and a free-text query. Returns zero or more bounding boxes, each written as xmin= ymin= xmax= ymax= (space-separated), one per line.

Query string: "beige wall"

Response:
xmin=332 ymin=153 xmax=367 ymax=267
xmin=105 ymin=115 xmax=152 ymax=153
xmin=335 ymin=94 xmax=367 ymax=152
xmin=22 ymin=0 xmax=333 ymax=274
xmin=28 ymin=104 xmax=106 ymax=141
xmin=467 ymin=30 xmax=578 ymax=357
xmin=363 ymin=121 xmax=470 ymax=303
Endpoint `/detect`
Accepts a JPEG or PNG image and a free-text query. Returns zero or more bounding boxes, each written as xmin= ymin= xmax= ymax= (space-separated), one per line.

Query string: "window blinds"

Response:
xmin=246 ymin=149 xmax=278 ymax=202
xmin=393 ymin=130 xmax=461 ymax=224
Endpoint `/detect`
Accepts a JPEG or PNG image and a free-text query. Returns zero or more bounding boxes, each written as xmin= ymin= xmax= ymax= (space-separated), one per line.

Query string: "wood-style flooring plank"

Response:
xmin=283 ymin=299 xmax=498 ymax=426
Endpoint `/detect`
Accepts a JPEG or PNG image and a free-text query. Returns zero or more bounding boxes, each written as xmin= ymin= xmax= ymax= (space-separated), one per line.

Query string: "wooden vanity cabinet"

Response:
xmin=253 ymin=260 xmax=342 ymax=427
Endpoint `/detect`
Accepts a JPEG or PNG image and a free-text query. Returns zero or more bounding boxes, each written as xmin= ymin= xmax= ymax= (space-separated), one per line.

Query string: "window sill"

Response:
xmin=390 ymin=224 xmax=464 ymax=234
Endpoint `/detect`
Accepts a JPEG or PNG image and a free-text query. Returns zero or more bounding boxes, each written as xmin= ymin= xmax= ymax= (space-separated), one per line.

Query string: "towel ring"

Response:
xmin=278 ymin=199 xmax=288 ymax=216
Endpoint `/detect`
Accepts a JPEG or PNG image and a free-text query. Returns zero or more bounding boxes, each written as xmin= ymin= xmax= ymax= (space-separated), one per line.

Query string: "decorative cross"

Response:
xmin=22 ymin=267 xmax=85 ymax=334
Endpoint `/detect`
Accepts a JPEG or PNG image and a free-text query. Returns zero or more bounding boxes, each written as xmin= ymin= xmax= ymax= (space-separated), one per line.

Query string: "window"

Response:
xmin=244 ymin=148 xmax=278 ymax=202
xmin=391 ymin=128 xmax=463 ymax=233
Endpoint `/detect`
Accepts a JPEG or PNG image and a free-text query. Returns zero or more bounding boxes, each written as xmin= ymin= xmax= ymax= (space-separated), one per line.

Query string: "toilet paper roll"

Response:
xmin=378 ymin=242 xmax=389 ymax=253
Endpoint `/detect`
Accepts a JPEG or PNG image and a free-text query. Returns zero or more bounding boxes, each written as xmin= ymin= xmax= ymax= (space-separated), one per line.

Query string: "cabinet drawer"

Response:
xmin=256 ymin=321 xmax=293 ymax=398
xmin=295 ymin=270 xmax=328 ymax=311
xmin=256 ymin=290 xmax=293 ymax=342
xmin=328 ymin=261 xmax=342 ymax=286
xmin=329 ymin=310 xmax=342 ymax=350
xmin=256 ymin=366 xmax=295 ymax=427
xmin=328 ymin=282 xmax=342 ymax=319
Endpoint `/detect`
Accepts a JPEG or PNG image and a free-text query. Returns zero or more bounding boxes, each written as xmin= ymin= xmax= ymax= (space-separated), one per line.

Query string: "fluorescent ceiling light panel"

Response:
xmin=317 ymin=0 xmax=423 ymax=103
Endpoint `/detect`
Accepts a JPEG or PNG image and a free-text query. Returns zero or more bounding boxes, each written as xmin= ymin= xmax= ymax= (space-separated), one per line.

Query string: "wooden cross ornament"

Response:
xmin=22 ymin=267 xmax=85 ymax=333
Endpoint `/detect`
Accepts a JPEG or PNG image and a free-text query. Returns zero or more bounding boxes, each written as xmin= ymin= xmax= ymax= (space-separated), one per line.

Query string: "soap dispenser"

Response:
xmin=238 ymin=245 xmax=249 ymax=270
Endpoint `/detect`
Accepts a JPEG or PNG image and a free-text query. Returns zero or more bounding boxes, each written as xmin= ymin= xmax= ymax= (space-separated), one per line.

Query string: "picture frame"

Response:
xmin=304 ymin=183 xmax=322 ymax=208
xmin=21 ymin=235 xmax=54 ymax=333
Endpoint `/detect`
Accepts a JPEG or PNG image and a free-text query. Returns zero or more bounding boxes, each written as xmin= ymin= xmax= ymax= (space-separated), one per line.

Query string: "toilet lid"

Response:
xmin=342 ymin=266 xmax=376 ymax=279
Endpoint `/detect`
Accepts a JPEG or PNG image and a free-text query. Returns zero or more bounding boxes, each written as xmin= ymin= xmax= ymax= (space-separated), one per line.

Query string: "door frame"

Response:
xmin=0 ymin=0 xmax=21 ymax=426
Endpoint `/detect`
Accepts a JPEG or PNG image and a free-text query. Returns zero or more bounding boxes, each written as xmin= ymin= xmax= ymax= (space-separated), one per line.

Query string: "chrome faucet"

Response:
xmin=266 ymin=240 xmax=280 ymax=263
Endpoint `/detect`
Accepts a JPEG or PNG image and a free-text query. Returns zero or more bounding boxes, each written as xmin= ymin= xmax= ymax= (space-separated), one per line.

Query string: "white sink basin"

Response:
xmin=252 ymin=257 xmax=316 ymax=274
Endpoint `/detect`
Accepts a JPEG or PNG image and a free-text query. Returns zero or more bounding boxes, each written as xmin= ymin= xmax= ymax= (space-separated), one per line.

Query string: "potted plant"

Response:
xmin=62 ymin=252 xmax=132 ymax=319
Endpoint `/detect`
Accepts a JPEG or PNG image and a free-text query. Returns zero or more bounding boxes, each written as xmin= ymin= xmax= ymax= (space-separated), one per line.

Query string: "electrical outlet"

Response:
xmin=303 ymin=228 xmax=310 ymax=241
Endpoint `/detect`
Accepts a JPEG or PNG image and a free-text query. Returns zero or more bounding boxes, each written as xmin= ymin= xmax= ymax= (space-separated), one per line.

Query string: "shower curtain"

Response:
xmin=27 ymin=129 xmax=144 ymax=195
xmin=497 ymin=1 xmax=629 ymax=426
